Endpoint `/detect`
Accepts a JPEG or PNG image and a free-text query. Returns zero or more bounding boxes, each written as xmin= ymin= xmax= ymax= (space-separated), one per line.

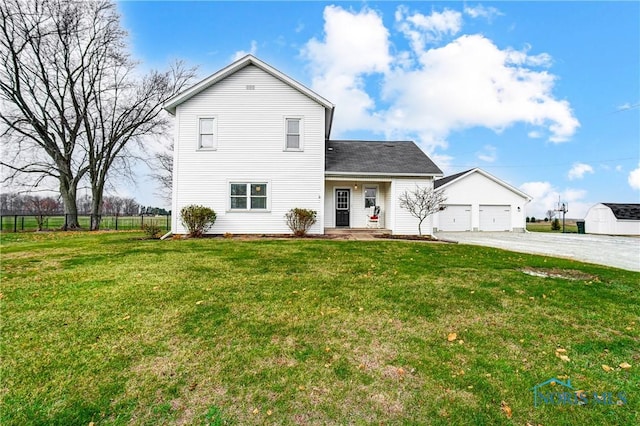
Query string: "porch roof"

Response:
xmin=325 ymin=140 xmax=443 ymax=177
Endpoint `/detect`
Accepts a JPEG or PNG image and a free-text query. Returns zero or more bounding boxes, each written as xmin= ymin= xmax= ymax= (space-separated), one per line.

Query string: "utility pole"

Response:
xmin=555 ymin=196 xmax=568 ymax=233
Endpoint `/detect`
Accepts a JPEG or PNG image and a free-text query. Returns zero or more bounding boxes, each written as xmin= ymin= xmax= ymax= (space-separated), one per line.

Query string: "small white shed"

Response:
xmin=433 ymin=168 xmax=531 ymax=232
xmin=583 ymin=203 xmax=640 ymax=236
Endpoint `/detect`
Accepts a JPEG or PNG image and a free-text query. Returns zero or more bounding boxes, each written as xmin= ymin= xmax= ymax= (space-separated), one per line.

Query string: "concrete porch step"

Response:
xmin=325 ymin=228 xmax=391 ymax=236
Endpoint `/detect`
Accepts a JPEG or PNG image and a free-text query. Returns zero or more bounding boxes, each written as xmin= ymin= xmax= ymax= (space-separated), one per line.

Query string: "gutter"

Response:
xmin=160 ymin=231 xmax=173 ymax=240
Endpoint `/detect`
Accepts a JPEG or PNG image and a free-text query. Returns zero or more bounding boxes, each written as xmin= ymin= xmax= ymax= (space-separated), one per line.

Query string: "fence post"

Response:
xmin=115 ymin=214 xmax=118 ymax=230
xmin=166 ymin=214 xmax=170 ymax=230
xmin=64 ymin=214 xmax=68 ymax=230
xmin=21 ymin=216 xmax=25 ymax=231
xmin=141 ymin=214 xmax=144 ymax=229
xmin=14 ymin=215 xmax=17 ymax=232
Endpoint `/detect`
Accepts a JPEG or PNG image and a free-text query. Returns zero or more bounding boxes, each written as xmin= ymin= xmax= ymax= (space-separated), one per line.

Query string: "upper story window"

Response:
xmin=285 ymin=117 xmax=303 ymax=151
xmin=198 ymin=117 xmax=217 ymax=150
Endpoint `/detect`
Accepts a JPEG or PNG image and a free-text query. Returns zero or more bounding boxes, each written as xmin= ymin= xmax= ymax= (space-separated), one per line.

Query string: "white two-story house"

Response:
xmin=164 ymin=55 xmax=443 ymax=236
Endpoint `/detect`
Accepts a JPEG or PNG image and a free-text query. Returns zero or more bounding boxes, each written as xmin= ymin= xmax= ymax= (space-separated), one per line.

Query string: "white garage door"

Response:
xmin=479 ymin=205 xmax=511 ymax=231
xmin=439 ymin=205 xmax=472 ymax=231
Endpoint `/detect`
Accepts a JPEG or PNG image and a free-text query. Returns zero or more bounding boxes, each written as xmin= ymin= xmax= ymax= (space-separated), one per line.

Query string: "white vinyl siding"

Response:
xmin=198 ymin=117 xmax=216 ymax=149
xmin=172 ymin=65 xmax=325 ymax=234
xmin=285 ymin=117 xmax=303 ymax=151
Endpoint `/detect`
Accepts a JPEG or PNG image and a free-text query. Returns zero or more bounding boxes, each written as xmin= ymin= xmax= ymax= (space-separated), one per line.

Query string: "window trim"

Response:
xmin=197 ymin=116 xmax=218 ymax=151
xmin=284 ymin=116 xmax=304 ymax=151
xmin=228 ymin=181 xmax=270 ymax=212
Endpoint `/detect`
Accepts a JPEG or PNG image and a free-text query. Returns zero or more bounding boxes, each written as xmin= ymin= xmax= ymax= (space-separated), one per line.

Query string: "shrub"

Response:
xmin=180 ymin=205 xmax=217 ymax=237
xmin=530 ymin=216 xmax=537 ymax=223
xmin=142 ymin=223 xmax=162 ymax=239
xmin=551 ymin=218 xmax=561 ymax=231
xmin=285 ymin=208 xmax=317 ymax=237
xmin=526 ymin=217 xmax=530 ymax=223
xmin=544 ymin=217 xmax=549 ymax=222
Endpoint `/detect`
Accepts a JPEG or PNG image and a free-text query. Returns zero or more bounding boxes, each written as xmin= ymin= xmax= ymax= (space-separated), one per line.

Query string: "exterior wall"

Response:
xmin=584 ymin=204 xmax=640 ymax=235
xmin=391 ymin=178 xmax=435 ymax=235
xmin=172 ymin=65 xmax=325 ymax=234
xmin=433 ymin=172 xmax=528 ymax=232
xmin=323 ymin=180 xmax=389 ymax=228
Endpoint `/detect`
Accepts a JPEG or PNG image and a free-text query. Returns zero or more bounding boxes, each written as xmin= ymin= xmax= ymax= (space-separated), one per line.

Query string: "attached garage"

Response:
xmin=439 ymin=205 xmax=472 ymax=231
xmin=479 ymin=205 xmax=511 ymax=231
xmin=433 ymin=168 xmax=531 ymax=232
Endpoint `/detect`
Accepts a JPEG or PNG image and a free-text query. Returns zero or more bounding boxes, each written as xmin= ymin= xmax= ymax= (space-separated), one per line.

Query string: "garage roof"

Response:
xmin=434 ymin=168 xmax=531 ymax=200
xmin=603 ymin=203 xmax=640 ymax=220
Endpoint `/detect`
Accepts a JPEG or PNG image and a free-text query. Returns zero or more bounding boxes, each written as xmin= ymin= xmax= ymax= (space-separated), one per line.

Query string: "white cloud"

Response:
xmin=628 ymin=165 xmax=640 ymax=190
xmin=527 ymin=130 xmax=543 ymax=139
xmin=477 ymin=145 xmax=497 ymax=162
xmin=464 ymin=4 xmax=503 ymax=21
xmin=617 ymin=102 xmax=639 ymax=112
xmin=396 ymin=6 xmax=462 ymax=51
xmin=302 ymin=6 xmax=391 ymax=134
xmin=616 ymin=165 xmax=623 ymax=172
xmin=520 ymin=181 xmax=590 ymax=218
xmin=303 ymin=5 xmax=579 ymax=155
xmin=567 ymin=162 xmax=594 ymax=180
xmin=232 ymin=40 xmax=258 ymax=61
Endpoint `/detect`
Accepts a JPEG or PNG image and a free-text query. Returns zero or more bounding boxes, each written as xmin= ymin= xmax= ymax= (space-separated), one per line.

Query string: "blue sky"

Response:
xmin=117 ymin=1 xmax=639 ymax=218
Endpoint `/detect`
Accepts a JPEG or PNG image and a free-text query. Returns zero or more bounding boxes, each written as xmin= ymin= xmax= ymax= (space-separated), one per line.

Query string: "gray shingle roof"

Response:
xmin=434 ymin=169 xmax=473 ymax=189
xmin=602 ymin=203 xmax=640 ymax=220
xmin=325 ymin=140 xmax=442 ymax=176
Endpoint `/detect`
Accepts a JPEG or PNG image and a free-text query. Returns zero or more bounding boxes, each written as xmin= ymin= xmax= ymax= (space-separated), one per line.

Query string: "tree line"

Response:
xmin=0 ymin=0 xmax=194 ymax=230
xmin=0 ymin=192 xmax=168 ymax=217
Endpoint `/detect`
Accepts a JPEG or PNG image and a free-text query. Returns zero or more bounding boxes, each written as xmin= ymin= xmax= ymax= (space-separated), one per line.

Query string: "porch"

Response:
xmin=324 ymin=179 xmax=391 ymax=230
xmin=325 ymin=227 xmax=391 ymax=239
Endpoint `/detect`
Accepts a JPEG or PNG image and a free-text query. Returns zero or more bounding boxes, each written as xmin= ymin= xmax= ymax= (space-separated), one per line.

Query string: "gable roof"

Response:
xmin=164 ymin=55 xmax=335 ymax=139
xmin=602 ymin=203 xmax=640 ymax=220
xmin=434 ymin=168 xmax=531 ymax=200
xmin=325 ymin=140 xmax=443 ymax=176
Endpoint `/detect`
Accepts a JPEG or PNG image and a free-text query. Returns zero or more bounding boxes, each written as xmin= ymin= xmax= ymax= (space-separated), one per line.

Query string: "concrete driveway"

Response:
xmin=435 ymin=232 xmax=640 ymax=272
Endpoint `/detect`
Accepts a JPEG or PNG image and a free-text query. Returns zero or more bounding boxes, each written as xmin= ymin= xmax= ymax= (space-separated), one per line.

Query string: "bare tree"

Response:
xmin=150 ymin=139 xmax=173 ymax=203
xmin=398 ymin=185 xmax=447 ymax=236
xmin=25 ymin=195 xmax=61 ymax=230
xmin=121 ymin=197 xmax=139 ymax=216
xmin=0 ymin=0 xmax=195 ymax=230
xmin=545 ymin=209 xmax=556 ymax=221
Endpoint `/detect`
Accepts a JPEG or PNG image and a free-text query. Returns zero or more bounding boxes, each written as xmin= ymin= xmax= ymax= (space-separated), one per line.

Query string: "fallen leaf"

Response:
xmin=252 ymin=408 xmax=259 ymax=414
xmin=620 ymin=362 xmax=631 ymax=370
xmin=358 ymin=307 xmax=364 ymax=312
xmin=500 ymin=400 xmax=512 ymax=419
xmin=555 ymin=348 xmax=567 ymax=353
xmin=195 ymin=300 xmax=204 ymax=305
xmin=559 ymin=355 xmax=570 ymax=362
xmin=601 ymin=364 xmax=612 ymax=372
xmin=458 ymin=339 xmax=464 ymax=344
xmin=447 ymin=332 xmax=457 ymax=342
xmin=267 ymin=409 xmax=272 ymax=416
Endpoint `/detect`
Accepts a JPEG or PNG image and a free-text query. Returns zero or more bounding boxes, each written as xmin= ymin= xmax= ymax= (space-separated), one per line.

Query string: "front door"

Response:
xmin=335 ymin=189 xmax=350 ymax=227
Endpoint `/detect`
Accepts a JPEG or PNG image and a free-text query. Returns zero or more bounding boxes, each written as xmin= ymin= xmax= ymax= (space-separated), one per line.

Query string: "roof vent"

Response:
xmin=246 ymin=85 xmax=255 ymax=90
xmin=327 ymin=147 xmax=334 ymax=151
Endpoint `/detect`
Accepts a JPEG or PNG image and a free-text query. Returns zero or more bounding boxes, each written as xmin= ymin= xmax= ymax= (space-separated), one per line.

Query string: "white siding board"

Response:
xmin=391 ymin=178 xmax=435 ymax=235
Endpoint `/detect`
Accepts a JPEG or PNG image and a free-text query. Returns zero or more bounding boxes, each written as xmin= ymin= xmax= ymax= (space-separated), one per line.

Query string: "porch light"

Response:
xmin=517 ymin=206 xmax=521 ymax=212
xmin=354 ymin=183 xmax=358 ymax=190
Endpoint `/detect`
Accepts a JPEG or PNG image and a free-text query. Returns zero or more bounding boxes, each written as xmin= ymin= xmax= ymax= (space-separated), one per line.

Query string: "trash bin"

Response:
xmin=576 ymin=220 xmax=585 ymax=234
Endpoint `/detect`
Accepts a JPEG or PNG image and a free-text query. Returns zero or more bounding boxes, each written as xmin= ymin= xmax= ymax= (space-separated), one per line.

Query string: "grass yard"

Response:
xmin=1 ymin=232 xmax=638 ymax=425
xmin=527 ymin=220 xmax=579 ymax=233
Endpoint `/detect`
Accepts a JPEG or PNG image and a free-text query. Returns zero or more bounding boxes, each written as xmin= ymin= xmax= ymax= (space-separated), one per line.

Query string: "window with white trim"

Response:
xmin=198 ymin=117 xmax=216 ymax=149
xmin=364 ymin=187 xmax=377 ymax=208
xmin=285 ymin=117 xmax=302 ymax=151
xmin=230 ymin=183 xmax=268 ymax=210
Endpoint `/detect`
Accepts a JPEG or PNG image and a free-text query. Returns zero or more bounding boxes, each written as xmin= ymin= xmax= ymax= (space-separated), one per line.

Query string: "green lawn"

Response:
xmin=527 ymin=221 xmax=579 ymax=233
xmin=1 ymin=232 xmax=638 ymax=425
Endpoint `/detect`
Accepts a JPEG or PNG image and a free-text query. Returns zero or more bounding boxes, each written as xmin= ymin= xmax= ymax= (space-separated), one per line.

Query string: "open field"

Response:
xmin=527 ymin=220 xmax=579 ymax=233
xmin=1 ymin=232 xmax=638 ymax=425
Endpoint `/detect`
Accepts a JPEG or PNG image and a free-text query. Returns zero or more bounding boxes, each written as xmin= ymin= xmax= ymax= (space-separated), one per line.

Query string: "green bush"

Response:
xmin=551 ymin=218 xmax=561 ymax=231
xmin=180 ymin=205 xmax=217 ymax=237
xmin=142 ymin=223 xmax=162 ymax=239
xmin=285 ymin=208 xmax=317 ymax=237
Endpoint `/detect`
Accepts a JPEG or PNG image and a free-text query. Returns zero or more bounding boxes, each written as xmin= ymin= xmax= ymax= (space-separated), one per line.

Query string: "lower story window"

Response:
xmin=230 ymin=182 xmax=268 ymax=210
